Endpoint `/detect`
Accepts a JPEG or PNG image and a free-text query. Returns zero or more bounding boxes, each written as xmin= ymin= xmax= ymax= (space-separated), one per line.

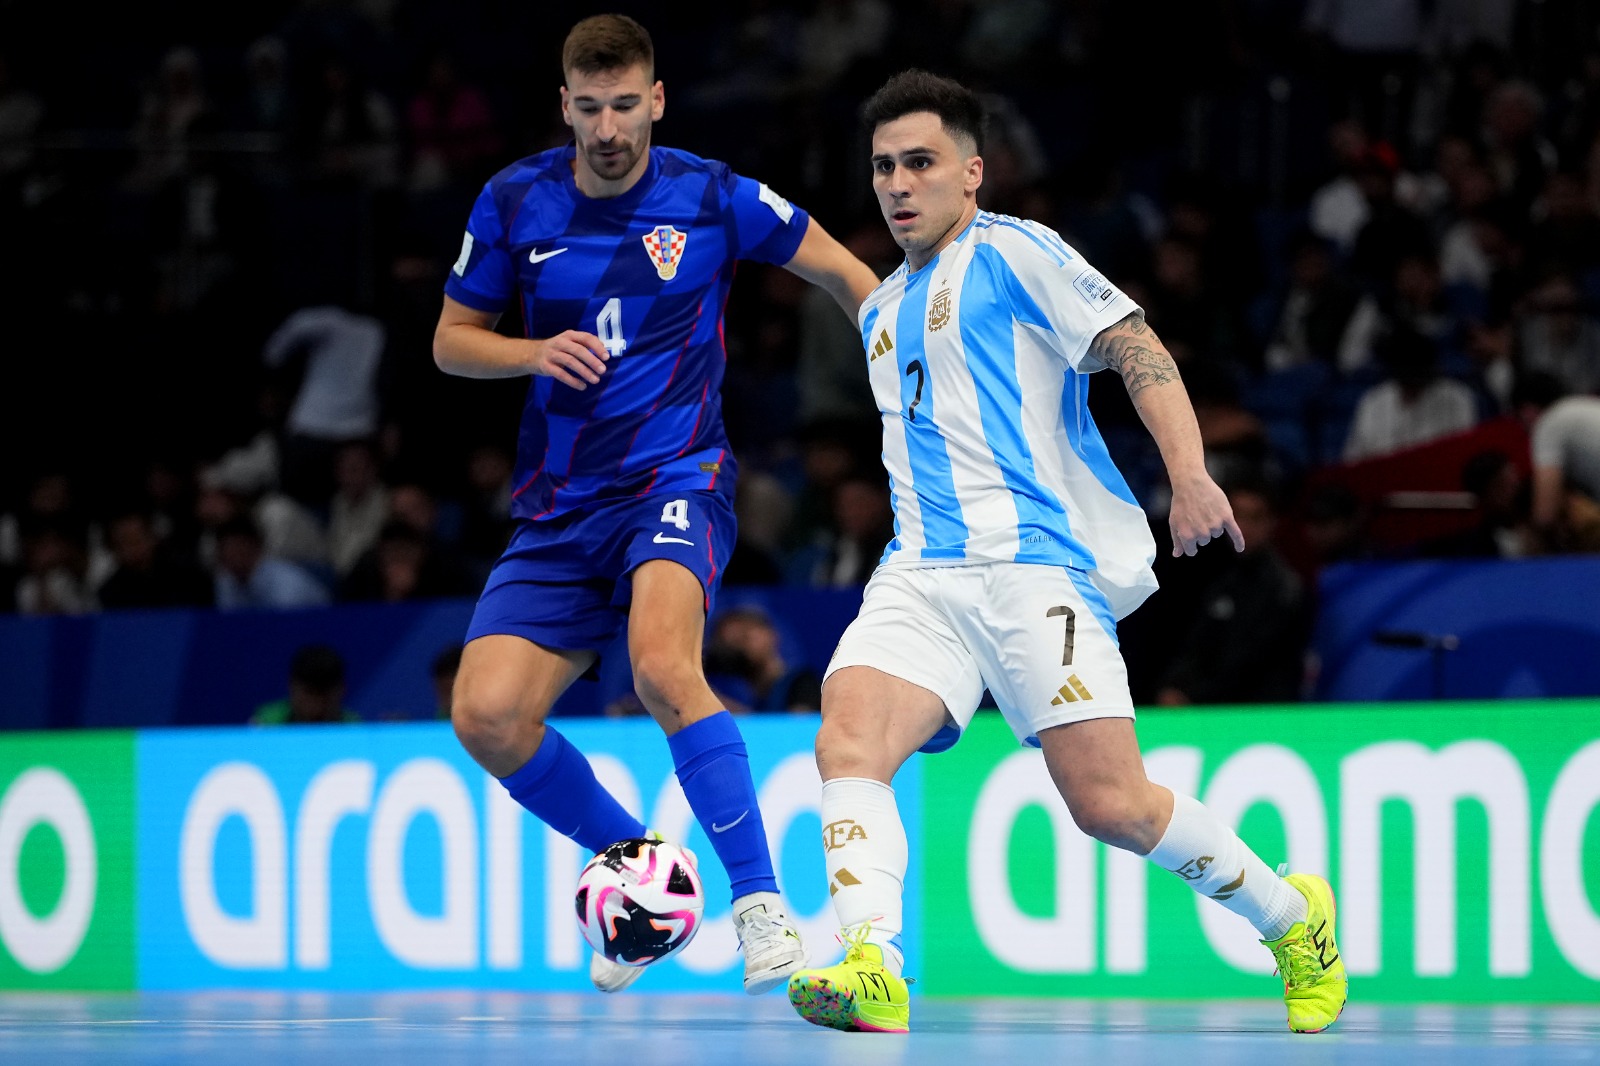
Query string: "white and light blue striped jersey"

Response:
xmin=858 ymin=211 xmax=1158 ymax=620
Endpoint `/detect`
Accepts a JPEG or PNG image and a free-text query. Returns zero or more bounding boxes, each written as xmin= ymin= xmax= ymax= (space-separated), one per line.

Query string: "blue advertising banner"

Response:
xmin=134 ymin=718 xmax=919 ymax=990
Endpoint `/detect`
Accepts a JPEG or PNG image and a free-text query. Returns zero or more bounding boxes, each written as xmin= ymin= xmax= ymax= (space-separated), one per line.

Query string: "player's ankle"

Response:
xmin=733 ymin=890 xmax=784 ymax=917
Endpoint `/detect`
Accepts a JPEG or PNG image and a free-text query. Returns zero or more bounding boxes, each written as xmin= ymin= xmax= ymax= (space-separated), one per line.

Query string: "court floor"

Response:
xmin=2 ymin=992 xmax=1597 ymax=1065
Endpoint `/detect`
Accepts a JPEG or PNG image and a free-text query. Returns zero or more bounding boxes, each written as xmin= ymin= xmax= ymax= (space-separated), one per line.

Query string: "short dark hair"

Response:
xmin=1511 ymin=370 xmax=1567 ymax=410
xmin=861 ymin=69 xmax=985 ymax=154
xmin=290 ymin=644 xmax=345 ymax=692
xmin=562 ymin=14 xmax=654 ymax=80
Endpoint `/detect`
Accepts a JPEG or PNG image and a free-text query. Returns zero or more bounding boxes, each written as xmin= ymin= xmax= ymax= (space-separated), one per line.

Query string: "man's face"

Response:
xmin=561 ymin=63 xmax=662 ymax=190
xmin=871 ymin=111 xmax=982 ymax=268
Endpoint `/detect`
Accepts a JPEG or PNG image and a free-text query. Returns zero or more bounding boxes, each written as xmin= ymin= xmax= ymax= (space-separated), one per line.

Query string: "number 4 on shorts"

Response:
xmin=661 ymin=499 xmax=691 ymax=531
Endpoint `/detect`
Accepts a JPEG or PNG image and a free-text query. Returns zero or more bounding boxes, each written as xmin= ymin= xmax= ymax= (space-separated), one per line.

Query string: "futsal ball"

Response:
xmin=575 ymin=837 xmax=704 ymax=966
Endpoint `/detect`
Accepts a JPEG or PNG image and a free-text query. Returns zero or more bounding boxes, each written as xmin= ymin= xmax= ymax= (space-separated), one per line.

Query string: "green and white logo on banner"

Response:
xmin=0 ymin=732 xmax=136 ymax=990
xmin=921 ymin=702 xmax=1600 ymax=1002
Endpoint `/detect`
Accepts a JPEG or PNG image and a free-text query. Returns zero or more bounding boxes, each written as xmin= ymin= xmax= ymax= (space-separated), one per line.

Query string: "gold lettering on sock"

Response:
xmin=823 ymin=819 xmax=870 ymax=852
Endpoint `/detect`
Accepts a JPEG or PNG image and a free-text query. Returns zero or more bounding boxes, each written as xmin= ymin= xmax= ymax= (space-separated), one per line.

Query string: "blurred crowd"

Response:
xmin=4 ymin=0 xmax=1600 ymax=710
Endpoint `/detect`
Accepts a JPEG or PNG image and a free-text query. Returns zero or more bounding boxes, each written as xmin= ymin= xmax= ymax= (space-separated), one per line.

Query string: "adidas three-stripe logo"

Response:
xmin=1050 ymin=675 xmax=1094 ymax=705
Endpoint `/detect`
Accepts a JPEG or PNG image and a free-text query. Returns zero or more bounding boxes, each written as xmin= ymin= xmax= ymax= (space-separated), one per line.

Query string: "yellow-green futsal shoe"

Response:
xmin=787 ymin=924 xmax=910 ymax=1033
xmin=1264 ymin=871 xmax=1348 ymax=1033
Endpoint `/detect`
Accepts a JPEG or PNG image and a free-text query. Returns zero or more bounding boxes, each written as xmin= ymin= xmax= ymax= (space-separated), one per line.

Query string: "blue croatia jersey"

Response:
xmin=444 ymin=144 xmax=812 ymax=520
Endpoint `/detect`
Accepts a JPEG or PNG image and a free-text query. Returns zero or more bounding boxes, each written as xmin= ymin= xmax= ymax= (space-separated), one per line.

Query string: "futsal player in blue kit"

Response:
xmin=434 ymin=14 xmax=880 ymax=994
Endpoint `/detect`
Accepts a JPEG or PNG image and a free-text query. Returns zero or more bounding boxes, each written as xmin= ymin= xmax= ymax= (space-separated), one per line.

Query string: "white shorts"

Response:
xmin=824 ymin=562 xmax=1136 ymax=750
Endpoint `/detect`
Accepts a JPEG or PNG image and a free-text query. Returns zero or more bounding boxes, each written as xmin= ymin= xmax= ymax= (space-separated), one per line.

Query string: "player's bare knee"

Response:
xmin=630 ymin=651 xmax=701 ymax=715
xmin=814 ymin=712 xmax=889 ymax=780
xmin=1066 ymin=787 xmax=1150 ymax=851
xmin=450 ymin=686 xmax=529 ymax=759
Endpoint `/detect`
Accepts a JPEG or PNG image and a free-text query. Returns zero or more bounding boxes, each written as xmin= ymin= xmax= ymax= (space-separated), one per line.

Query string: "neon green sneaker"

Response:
xmin=787 ymin=924 xmax=910 ymax=1033
xmin=1264 ymin=871 xmax=1348 ymax=1033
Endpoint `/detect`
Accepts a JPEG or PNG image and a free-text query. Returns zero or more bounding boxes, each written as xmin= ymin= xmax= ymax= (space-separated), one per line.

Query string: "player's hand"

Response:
xmin=1167 ymin=474 xmax=1245 ymax=558
xmin=530 ymin=331 xmax=610 ymax=389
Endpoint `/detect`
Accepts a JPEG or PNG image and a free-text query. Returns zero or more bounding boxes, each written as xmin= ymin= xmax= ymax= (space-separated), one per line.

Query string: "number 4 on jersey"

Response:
xmin=597 ymin=297 xmax=627 ymax=356
xmin=661 ymin=499 xmax=691 ymax=531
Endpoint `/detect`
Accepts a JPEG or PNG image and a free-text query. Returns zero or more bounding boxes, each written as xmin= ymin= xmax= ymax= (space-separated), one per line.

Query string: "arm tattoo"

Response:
xmin=1088 ymin=311 xmax=1179 ymax=396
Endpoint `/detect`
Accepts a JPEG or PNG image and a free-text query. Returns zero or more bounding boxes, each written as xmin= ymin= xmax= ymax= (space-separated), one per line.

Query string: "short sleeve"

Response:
xmin=1531 ymin=405 xmax=1569 ymax=469
xmin=722 ymin=170 xmax=812 ymax=266
xmin=991 ymin=224 xmax=1141 ymax=372
xmin=443 ymin=181 xmax=515 ymax=312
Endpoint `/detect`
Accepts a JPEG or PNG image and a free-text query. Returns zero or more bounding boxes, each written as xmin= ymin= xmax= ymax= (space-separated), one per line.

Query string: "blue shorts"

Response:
xmin=465 ymin=491 xmax=737 ymax=654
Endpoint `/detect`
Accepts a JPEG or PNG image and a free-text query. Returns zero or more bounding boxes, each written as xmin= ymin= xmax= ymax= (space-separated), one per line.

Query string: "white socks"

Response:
xmin=820 ymin=776 xmax=908 ymax=975
xmin=1146 ymin=790 xmax=1307 ymax=941
xmin=732 ymin=889 xmax=785 ymax=919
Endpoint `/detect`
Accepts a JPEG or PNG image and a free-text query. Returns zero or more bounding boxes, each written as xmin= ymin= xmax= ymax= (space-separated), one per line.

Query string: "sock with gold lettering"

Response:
xmin=1146 ymin=790 xmax=1307 ymax=940
xmin=820 ymin=776 xmax=907 ymax=976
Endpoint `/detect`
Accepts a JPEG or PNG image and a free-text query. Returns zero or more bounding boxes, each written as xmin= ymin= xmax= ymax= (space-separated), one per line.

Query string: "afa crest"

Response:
xmin=642 ymin=225 xmax=688 ymax=281
xmin=928 ymin=287 xmax=952 ymax=332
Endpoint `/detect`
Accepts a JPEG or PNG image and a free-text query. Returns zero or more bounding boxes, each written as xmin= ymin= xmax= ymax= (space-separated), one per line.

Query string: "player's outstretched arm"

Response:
xmin=433 ymin=294 xmax=611 ymax=389
xmin=1086 ymin=310 xmax=1245 ymax=558
xmin=780 ymin=219 xmax=882 ymax=321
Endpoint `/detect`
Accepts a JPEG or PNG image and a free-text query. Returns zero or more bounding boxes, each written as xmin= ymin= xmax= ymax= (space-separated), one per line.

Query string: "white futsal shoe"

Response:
xmin=735 ymin=900 xmax=808 ymax=995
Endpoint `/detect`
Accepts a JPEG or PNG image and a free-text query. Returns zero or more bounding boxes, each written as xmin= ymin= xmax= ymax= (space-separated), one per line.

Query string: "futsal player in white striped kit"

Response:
xmin=786 ymin=70 xmax=1347 ymax=1036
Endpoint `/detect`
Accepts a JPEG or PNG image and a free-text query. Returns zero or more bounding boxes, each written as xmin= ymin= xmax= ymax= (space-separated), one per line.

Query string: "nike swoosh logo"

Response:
xmin=653 ymin=533 xmax=694 ymax=545
xmin=712 ymin=811 xmax=749 ymax=833
xmin=528 ymin=247 xmax=568 ymax=263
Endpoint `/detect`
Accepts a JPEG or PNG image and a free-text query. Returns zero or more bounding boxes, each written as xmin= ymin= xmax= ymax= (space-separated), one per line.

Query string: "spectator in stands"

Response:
xmin=0 ymin=471 xmax=89 ymax=574
xmin=455 ymin=443 xmax=514 ymax=581
xmin=1262 ymin=230 xmax=1362 ymax=373
xmin=1141 ymin=234 xmax=1241 ymax=367
xmin=1481 ymin=80 xmax=1558 ymax=215
xmin=785 ymin=417 xmax=879 ymax=555
xmin=196 ymin=464 xmax=330 ymax=579
xmin=1417 ymin=448 xmax=1531 ymax=558
xmin=1526 ymin=170 xmax=1600 ymax=279
xmin=127 ymin=46 xmax=216 ymax=193
xmin=380 ymin=479 xmax=477 ymax=592
xmin=1347 ymin=142 xmax=1435 ymax=293
xmin=1308 ymin=118 xmax=1377 ymax=256
xmin=306 ymin=58 xmax=399 ymax=187
xmin=796 ymin=222 xmax=895 ymax=426
xmin=1343 ymin=329 xmax=1479 ymax=461
xmin=1338 ymin=252 xmax=1457 ymax=374
xmin=251 ymin=643 xmax=359 ymax=724
xmin=404 ymin=50 xmax=501 ymax=194
xmin=792 ymin=474 xmax=894 ymax=588
xmin=213 ymin=514 xmax=332 ymax=610
xmin=1155 ymin=482 xmax=1309 ymax=705
xmin=262 ymin=302 xmax=388 ymax=507
xmin=1517 ymin=270 xmax=1600 ymax=397
xmin=97 ymin=508 xmax=212 ymax=608
xmin=1438 ymin=160 xmax=1504 ymax=299
xmin=339 ymin=519 xmax=470 ymax=602
xmin=13 ymin=515 xmax=94 ymax=615
xmin=1518 ymin=374 xmax=1600 ymax=552
xmin=702 ymin=603 xmax=822 ymax=712
xmin=327 ymin=439 xmax=390 ymax=578
xmin=724 ymin=471 xmax=792 ymax=587
xmin=1300 ymin=482 xmax=1375 ymax=572
xmin=231 ymin=36 xmax=292 ymax=140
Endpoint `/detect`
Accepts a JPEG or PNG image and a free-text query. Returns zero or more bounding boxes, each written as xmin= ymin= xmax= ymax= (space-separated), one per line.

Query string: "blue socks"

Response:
xmin=498 ymin=714 xmax=779 ymax=902
xmin=498 ymin=726 xmax=645 ymax=855
xmin=669 ymin=711 xmax=779 ymax=900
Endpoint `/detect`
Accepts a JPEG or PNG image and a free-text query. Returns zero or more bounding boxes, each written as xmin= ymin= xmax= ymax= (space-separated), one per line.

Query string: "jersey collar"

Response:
xmin=562 ymin=143 xmax=660 ymax=213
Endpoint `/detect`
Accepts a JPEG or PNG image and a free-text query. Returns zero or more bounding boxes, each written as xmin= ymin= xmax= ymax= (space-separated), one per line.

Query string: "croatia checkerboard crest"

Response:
xmin=642 ymin=225 xmax=688 ymax=280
